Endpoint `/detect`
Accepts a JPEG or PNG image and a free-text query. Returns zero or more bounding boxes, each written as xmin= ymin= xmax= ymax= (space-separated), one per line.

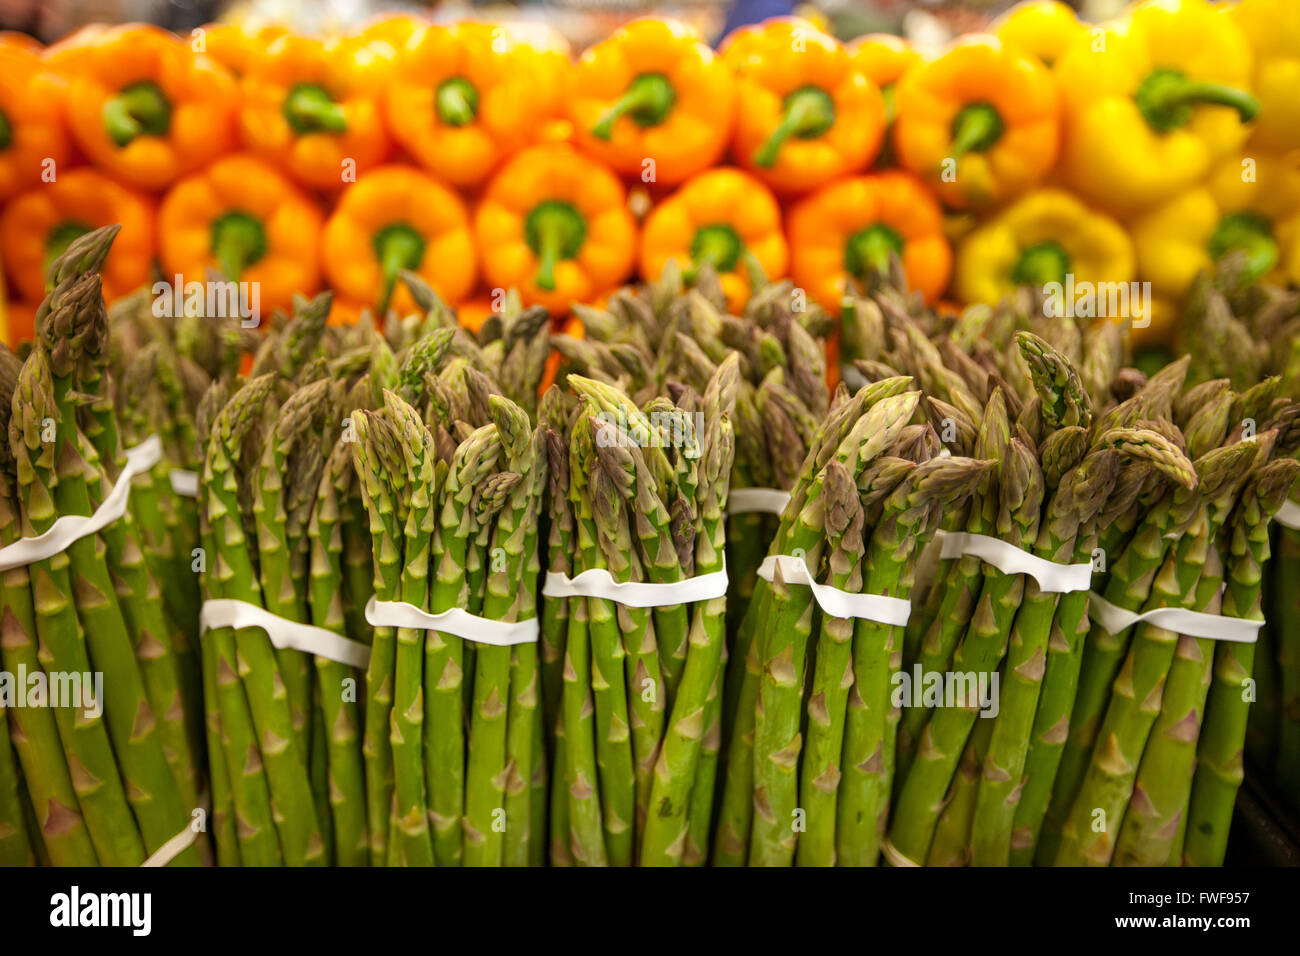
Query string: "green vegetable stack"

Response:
xmin=0 ymin=227 xmax=204 ymax=865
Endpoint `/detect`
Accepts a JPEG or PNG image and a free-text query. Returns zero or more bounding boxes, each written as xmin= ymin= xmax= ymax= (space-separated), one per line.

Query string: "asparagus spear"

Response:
xmin=207 ymin=375 xmax=325 ymax=866
xmin=750 ymin=391 xmax=921 ymax=866
xmin=1052 ymin=440 xmax=1257 ymax=865
xmin=968 ymin=447 xmax=1119 ymax=865
xmin=379 ymin=392 xmax=438 ymax=867
xmin=13 ymin=350 xmax=147 ymax=865
xmin=1185 ymin=459 xmax=1300 ymax=865
xmin=307 ymin=437 xmax=369 ymax=865
xmin=465 ymin=395 xmax=533 ymax=867
xmin=423 ymin=423 xmax=502 ymax=866
xmin=896 ymin=390 xmax=1011 ymax=781
xmin=641 ymin=355 xmax=737 ymax=865
xmin=889 ymin=438 xmax=1044 ymax=865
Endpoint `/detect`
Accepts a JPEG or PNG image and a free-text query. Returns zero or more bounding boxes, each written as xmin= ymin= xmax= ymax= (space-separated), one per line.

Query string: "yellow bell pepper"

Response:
xmin=1130 ymin=150 xmax=1300 ymax=306
xmin=1230 ymin=0 xmax=1300 ymax=152
xmin=993 ymin=1 xmax=1086 ymax=68
xmin=954 ymin=188 xmax=1135 ymax=306
xmin=1056 ymin=0 xmax=1259 ymax=217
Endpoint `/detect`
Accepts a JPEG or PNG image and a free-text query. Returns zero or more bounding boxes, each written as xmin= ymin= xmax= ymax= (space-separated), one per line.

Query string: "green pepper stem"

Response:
xmin=1136 ymin=68 xmax=1259 ymax=133
xmin=43 ymin=221 xmax=92 ymax=284
xmin=881 ymin=84 xmax=897 ymax=125
xmin=102 ymin=82 xmax=172 ymax=147
xmin=437 ymin=77 xmax=479 ymax=127
xmin=752 ymin=86 xmax=835 ymax=168
xmin=949 ymin=102 xmax=1003 ymax=157
xmin=211 ymin=212 xmax=268 ymax=282
xmin=845 ymin=223 xmax=904 ymax=278
xmin=283 ymin=83 xmax=348 ymax=135
xmin=0 ymin=108 xmax=11 ymax=151
xmin=591 ymin=72 xmax=677 ymax=140
xmin=686 ymin=224 xmax=745 ymax=281
xmin=525 ymin=201 xmax=586 ymax=291
xmin=373 ymin=224 xmax=427 ymax=315
xmin=1208 ymin=213 xmax=1277 ymax=280
xmin=1012 ymin=241 xmax=1071 ymax=288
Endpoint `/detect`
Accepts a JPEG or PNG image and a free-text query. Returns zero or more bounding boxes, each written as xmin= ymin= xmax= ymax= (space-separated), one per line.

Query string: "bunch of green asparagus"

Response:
xmin=0 ymin=227 xmax=205 ymax=866
xmin=1173 ymin=256 xmax=1300 ymax=832
xmin=552 ymin=262 xmax=832 ymax=653
xmin=828 ymin=265 xmax=1300 ymax=867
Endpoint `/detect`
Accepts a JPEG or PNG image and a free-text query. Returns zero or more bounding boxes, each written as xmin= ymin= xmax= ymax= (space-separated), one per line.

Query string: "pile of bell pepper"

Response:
xmin=0 ymin=0 xmax=1295 ymax=348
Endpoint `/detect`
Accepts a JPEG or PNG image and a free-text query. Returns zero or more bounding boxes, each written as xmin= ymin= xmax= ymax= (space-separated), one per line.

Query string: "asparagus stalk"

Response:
xmin=207 ymin=375 xmax=325 ymax=865
xmin=1185 ymin=459 xmax=1300 ymax=865
xmin=641 ymin=355 xmax=737 ymax=865
xmin=750 ymin=391 xmax=921 ymax=866
xmin=968 ymin=447 xmax=1119 ymax=865
xmin=307 ymin=438 xmax=368 ymax=865
xmin=835 ymin=456 xmax=994 ymax=866
xmin=889 ymin=438 xmax=1044 ymax=865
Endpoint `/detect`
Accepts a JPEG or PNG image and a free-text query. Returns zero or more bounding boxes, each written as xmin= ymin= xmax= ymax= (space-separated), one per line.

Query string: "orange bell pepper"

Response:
xmin=240 ymin=34 xmax=393 ymax=190
xmin=847 ymin=33 xmax=921 ymax=123
xmin=323 ymin=165 xmax=476 ymax=317
xmin=0 ymin=32 xmax=40 ymax=54
xmin=0 ymin=43 xmax=70 ymax=204
xmin=2 ymin=299 xmax=36 ymax=349
xmin=788 ymin=170 xmax=952 ymax=308
xmin=568 ymin=17 xmax=734 ymax=185
xmin=385 ymin=23 xmax=556 ymax=188
xmin=722 ymin=18 xmax=885 ymax=195
xmin=61 ymin=24 xmax=237 ymax=192
xmin=39 ymin=24 xmax=111 ymax=71
xmin=194 ymin=22 xmax=289 ymax=77
xmin=497 ymin=21 xmax=572 ymax=121
xmin=1 ymin=167 xmax=154 ymax=304
xmin=350 ymin=13 xmax=426 ymax=51
xmin=893 ymin=35 xmax=1059 ymax=210
xmin=640 ymin=167 xmax=788 ymax=313
xmin=157 ymin=153 xmax=323 ymax=320
xmin=475 ymin=143 xmax=637 ymax=313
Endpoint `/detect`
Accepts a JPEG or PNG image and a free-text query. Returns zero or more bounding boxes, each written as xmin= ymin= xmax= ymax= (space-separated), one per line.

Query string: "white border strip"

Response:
xmin=1274 ymin=499 xmax=1300 ymax=530
xmin=757 ymin=555 xmax=911 ymax=626
xmin=141 ymin=823 xmax=199 ymax=867
xmin=936 ymin=530 xmax=1093 ymax=593
xmin=542 ymin=560 xmax=728 ymax=608
xmin=170 ymin=469 xmax=200 ymax=498
xmin=1087 ymin=592 xmax=1262 ymax=644
xmin=200 ymin=599 xmax=372 ymax=667
xmin=365 ymin=596 xmax=539 ymax=647
xmin=727 ymin=488 xmax=791 ymax=516
xmin=0 ymin=436 xmax=163 ymax=572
